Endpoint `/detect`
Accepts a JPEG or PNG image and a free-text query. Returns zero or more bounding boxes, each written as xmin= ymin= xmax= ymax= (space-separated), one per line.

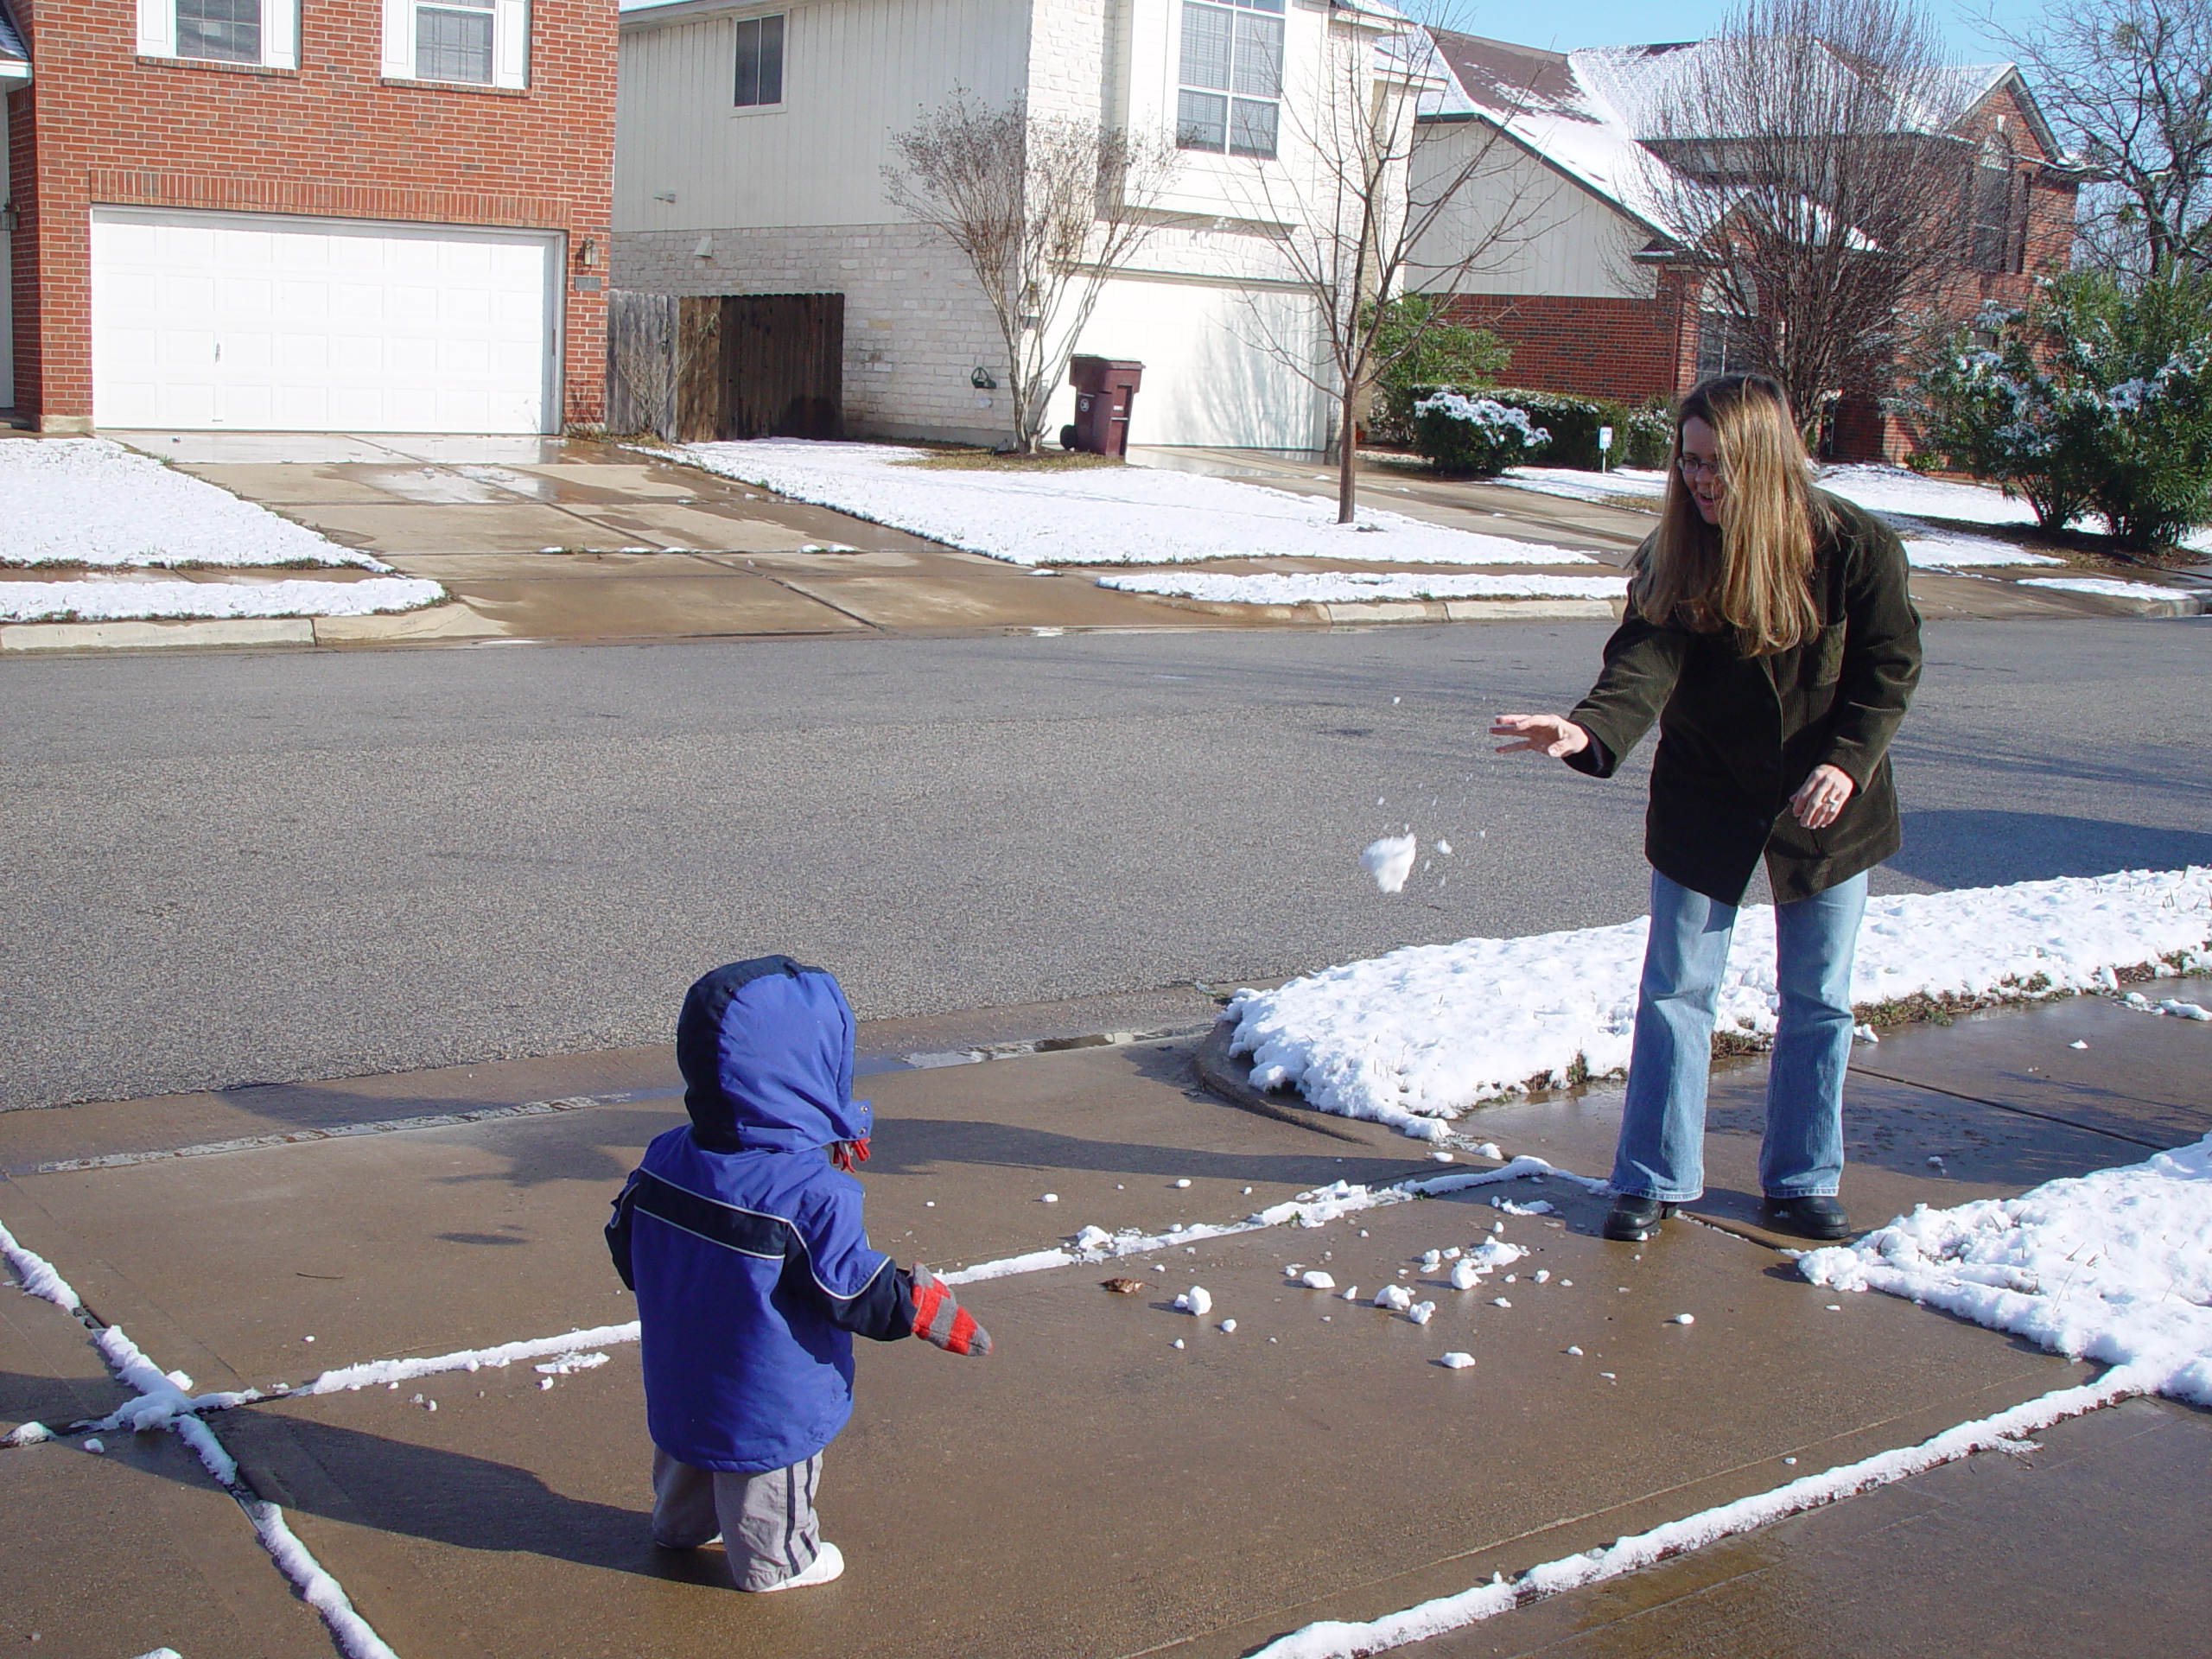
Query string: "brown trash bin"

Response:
xmin=1061 ymin=356 xmax=1144 ymax=456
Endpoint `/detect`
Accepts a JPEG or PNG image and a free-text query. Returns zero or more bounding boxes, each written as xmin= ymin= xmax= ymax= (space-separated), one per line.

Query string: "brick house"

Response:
xmin=613 ymin=0 xmax=1408 ymax=451
xmin=1407 ymin=30 xmax=2078 ymax=460
xmin=3 ymin=0 xmax=614 ymax=433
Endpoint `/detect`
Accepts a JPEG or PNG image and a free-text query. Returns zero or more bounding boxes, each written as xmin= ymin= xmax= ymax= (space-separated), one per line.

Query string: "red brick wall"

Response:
xmin=1438 ymin=284 xmax=1691 ymax=405
xmin=10 ymin=0 xmax=614 ymax=429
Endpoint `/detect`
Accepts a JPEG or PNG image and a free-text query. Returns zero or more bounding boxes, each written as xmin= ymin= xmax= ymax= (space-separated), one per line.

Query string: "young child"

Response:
xmin=606 ymin=955 xmax=990 ymax=1592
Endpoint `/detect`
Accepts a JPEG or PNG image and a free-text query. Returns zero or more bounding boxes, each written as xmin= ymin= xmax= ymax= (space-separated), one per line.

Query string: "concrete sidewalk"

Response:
xmin=2 ymin=988 xmax=2204 ymax=1657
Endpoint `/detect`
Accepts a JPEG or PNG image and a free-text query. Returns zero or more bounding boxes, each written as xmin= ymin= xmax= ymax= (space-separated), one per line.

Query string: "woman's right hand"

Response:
xmin=1491 ymin=714 xmax=1591 ymax=758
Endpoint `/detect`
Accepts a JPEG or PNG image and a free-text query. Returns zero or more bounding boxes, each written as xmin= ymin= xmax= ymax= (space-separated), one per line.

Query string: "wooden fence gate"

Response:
xmin=606 ymin=290 xmax=842 ymax=442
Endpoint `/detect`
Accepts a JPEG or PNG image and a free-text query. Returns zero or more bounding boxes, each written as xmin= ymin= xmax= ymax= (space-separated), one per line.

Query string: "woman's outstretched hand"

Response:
xmin=1790 ymin=764 xmax=1855 ymax=830
xmin=1491 ymin=714 xmax=1591 ymax=759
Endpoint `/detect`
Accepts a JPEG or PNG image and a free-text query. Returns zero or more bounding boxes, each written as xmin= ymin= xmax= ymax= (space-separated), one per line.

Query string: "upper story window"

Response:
xmin=136 ymin=0 xmax=297 ymax=69
xmin=1177 ymin=0 xmax=1282 ymax=161
xmin=734 ymin=14 xmax=785 ymax=107
xmin=380 ymin=0 xmax=531 ymax=87
xmin=1967 ymin=146 xmax=2024 ymax=274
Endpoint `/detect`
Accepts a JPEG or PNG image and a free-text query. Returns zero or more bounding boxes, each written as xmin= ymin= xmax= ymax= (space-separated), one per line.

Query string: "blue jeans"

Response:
xmin=1610 ymin=868 xmax=1868 ymax=1204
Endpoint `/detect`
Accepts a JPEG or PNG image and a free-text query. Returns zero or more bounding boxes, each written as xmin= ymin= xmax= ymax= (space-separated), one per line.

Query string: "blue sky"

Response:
xmin=1476 ymin=0 xmax=2047 ymax=60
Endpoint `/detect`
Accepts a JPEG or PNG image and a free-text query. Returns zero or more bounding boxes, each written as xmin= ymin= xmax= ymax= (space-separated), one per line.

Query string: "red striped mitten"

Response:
xmin=910 ymin=1265 xmax=992 ymax=1357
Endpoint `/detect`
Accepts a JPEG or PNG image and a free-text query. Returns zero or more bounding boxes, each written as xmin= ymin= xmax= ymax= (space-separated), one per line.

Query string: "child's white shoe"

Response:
xmin=755 ymin=1541 xmax=843 ymax=1592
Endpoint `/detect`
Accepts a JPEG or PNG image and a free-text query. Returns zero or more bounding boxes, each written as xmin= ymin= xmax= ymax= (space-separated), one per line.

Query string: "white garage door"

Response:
xmin=92 ymin=208 xmax=560 ymax=433
xmin=1046 ymin=277 xmax=1331 ymax=450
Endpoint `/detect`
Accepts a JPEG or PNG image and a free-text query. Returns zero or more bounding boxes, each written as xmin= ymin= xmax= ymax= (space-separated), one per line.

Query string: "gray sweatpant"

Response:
xmin=652 ymin=1446 xmax=823 ymax=1591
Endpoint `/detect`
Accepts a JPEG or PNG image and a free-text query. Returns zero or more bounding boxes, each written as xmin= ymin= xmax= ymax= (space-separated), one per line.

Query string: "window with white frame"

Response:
xmin=1177 ymin=0 xmax=1282 ymax=160
xmin=733 ymin=14 xmax=784 ymax=108
xmin=381 ymin=0 xmax=530 ymax=87
xmin=136 ymin=0 xmax=297 ymax=69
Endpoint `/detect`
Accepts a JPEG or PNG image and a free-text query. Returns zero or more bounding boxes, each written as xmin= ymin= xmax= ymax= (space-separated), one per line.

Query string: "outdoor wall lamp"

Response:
xmin=970 ymin=366 xmax=999 ymax=390
xmin=577 ymin=238 xmax=601 ymax=267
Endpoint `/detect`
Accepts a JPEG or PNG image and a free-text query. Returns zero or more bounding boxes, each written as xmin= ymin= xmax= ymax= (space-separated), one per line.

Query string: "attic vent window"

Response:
xmin=734 ymin=14 xmax=785 ymax=108
xmin=1177 ymin=0 xmax=1282 ymax=161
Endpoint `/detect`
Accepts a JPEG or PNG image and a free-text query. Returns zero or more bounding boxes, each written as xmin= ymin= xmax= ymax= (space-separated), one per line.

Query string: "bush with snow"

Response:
xmin=1906 ymin=271 xmax=2212 ymax=550
xmin=1411 ymin=392 xmax=1552 ymax=477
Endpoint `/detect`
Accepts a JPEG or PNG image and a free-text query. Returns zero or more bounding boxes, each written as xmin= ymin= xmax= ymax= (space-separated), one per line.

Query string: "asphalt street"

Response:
xmin=4 ymin=616 xmax=2209 ymax=1111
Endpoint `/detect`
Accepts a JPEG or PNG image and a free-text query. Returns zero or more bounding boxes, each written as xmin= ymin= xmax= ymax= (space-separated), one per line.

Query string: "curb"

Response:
xmin=1 ymin=616 xmax=317 ymax=652
xmin=1192 ymin=1022 xmax=1377 ymax=1145
xmin=1132 ymin=594 xmax=1621 ymax=626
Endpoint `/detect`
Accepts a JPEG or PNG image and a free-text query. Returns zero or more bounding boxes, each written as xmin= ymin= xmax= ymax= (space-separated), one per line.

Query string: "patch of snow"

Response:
xmin=1376 ymin=1285 xmax=1415 ymax=1312
xmin=1895 ymin=531 xmax=2065 ymax=569
xmin=1363 ymin=834 xmax=1418 ymax=895
xmin=1247 ymin=1370 xmax=2143 ymax=1658
xmin=296 ymin=1324 xmax=644 ymax=1395
xmin=0 ymin=437 xmax=385 ymax=569
xmin=1815 ymin=465 xmax=2042 ymax=526
xmin=1301 ymin=1270 xmax=1338 ymax=1290
xmin=1438 ymin=1351 xmax=1477 ymax=1369
xmin=1407 ymin=1300 xmax=1437 ymax=1325
xmin=0 ymin=576 xmax=444 ymax=623
xmin=673 ymin=441 xmax=1599 ymax=567
xmin=1096 ymin=570 xmax=1627 ymax=606
xmin=3 ymin=1421 xmax=56 ymax=1446
xmin=0 ymin=1217 xmax=84 ymax=1309
xmin=1227 ymin=868 xmax=2212 ymax=1135
xmin=1801 ymin=1132 xmax=2212 ymax=1404
xmin=2018 ymin=576 xmax=2191 ymax=602
xmin=1495 ymin=467 xmax=1669 ymax=506
xmin=533 ymin=1352 xmax=610 ymax=1376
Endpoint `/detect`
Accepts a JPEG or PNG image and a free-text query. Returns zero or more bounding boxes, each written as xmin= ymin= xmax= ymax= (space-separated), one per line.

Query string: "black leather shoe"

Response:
xmin=1760 ymin=1195 xmax=1851 ymax=1239
xmin=1603 ymin=1196 xmax=1679 ymax=1242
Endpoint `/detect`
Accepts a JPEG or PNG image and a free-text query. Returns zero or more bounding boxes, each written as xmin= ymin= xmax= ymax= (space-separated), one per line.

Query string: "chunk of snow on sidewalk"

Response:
xmin=0 ymin=438 xmax=386 ymax=568
xmin=1437 ymin=1351 xmax=1477 ymax=1369
xmin=1363 ymin=834 xmax=1418 ymax=894
xmin=1228 ymin=868 xmax=2212 ymax=1136
xmin=1096 ymin=570 xmax=1628 ymax=605
xmin=1800 ymin=1132 xmax=2212 ymax=1404
xmin=0 ymin=576 xmax=444 ymax=623
xmin=1175 ymin=1286 xmax=1214 ymax=1317
xmin=296 ymin=1323 xmax=644 ymax=1394
xmin=2018 ymin=576 xmax=2192 ymax=603
xmin=673 ymin=441 xmax=1599 ymax=567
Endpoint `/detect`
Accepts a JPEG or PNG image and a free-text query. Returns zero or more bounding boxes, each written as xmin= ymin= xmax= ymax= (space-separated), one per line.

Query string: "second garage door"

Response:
xmin=92 ymin=208 xmax=561 ymax=434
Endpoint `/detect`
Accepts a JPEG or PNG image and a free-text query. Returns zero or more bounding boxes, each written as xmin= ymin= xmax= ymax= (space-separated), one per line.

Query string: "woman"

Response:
xmin=1493 ymin=373 xmax=1921 ymax=1243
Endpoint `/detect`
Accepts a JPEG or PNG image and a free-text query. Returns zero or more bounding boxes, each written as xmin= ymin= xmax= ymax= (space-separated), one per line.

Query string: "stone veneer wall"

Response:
xmin=613 ymin=221 xmax=1017 ymax=447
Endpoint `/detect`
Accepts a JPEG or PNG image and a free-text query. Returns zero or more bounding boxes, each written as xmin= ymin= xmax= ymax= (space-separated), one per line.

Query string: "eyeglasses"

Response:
xmin=1677 ymin=454 xmax=1724 ymax=481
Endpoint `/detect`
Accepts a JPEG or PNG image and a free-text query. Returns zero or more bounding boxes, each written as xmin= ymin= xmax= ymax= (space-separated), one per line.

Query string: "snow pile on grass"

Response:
xmin=1227 ymin=868 xmax=2212 ymax=1139
xmin=1801 ymin=1133 xmax=2212 ymax=1404
xmin=676 ymin=440 xmax=1598 ymax=567
xmin=1497 ymin=461 xmax=2068 ymax=569
xmin=0 ymin=438 xmax=385 ymax=569
xmin=2019 ymin=575 xmax=2195 ymax=603
xmin=0 ymin=576 xmax=444 ymax=623
xmin=1095 ymin=570 xmax=1627 ymax=606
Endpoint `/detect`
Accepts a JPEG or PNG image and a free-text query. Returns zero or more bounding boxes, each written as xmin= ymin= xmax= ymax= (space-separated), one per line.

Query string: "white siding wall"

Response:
xmin=615 ymin=0 xmax=1031 ymax=234
xmin=1408 ymin=121 xmax=1655 ymax=300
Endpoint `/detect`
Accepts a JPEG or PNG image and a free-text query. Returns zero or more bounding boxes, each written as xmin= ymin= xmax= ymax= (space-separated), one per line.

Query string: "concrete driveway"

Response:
xmin=125 ymin=432 xmax=1214 ymax=643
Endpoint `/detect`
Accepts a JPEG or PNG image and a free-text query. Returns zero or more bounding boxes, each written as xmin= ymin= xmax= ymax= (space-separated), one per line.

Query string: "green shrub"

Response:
xmin=1904 ymin=271 xmax=2212 ymax=549
xmin=1411 ymin=391 xmax=1551 ymax=476
xmin=1367 ymin=296 xmax=1510 ymax=446
xmin=1408 ymin=385 xmax=1674 ymax=473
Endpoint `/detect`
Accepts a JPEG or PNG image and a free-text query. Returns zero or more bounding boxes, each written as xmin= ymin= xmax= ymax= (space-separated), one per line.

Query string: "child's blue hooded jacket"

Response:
xmin=607 ymin=957 xmax=913 ymax=1473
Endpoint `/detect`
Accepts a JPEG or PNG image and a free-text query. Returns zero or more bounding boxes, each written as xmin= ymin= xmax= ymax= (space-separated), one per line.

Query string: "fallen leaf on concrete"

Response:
xmin=1101 ymin=1277 xmax=1148 ymax=1294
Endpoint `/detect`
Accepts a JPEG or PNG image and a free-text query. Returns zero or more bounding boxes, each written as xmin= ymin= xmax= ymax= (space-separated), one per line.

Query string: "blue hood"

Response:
xmin=674 ymin=957 xmax=872 ymax=1154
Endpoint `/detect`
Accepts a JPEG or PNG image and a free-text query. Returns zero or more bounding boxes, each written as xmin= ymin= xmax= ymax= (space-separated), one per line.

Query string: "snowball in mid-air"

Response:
xmin=1362 ymin=834 xmax=1417 ymax=894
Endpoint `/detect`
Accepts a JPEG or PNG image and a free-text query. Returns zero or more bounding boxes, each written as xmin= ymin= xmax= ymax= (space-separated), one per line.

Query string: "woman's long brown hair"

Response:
xmin=1633 ymin=373 xmax=1827 ymax=656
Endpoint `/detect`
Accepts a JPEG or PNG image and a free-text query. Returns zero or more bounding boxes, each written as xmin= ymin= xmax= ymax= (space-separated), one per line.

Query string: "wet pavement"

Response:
xmin=2 ymin=989 xmax=2204 ymax=1657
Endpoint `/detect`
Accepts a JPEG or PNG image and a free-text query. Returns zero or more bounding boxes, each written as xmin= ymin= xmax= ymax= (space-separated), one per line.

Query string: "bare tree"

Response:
xmin=1211 ymin=11 xmax=1548 ymax=522
xmin=884 ymin=95 xmax=1180 ymax=454
xmin=1633 ymin=0 xmax=1967 ymax=431
xmin=1976 ymin=0 xmax=2212 ymax=280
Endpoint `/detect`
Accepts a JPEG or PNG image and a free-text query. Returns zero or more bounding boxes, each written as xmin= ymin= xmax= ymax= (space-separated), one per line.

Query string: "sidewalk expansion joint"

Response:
xmin=1846 ymin=1063 xmax=2171 ymax=1151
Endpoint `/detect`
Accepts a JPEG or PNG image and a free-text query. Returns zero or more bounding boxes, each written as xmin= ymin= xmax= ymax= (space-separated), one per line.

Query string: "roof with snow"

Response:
xmin=1421 ymin=29 xmax=2048 ymax=244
